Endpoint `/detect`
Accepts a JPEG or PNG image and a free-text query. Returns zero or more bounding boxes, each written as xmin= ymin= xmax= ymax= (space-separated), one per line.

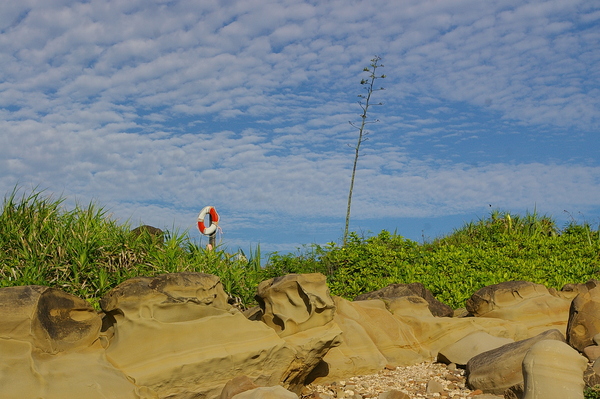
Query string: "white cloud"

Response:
xmin=0 ymin=0 xmax=598 ymax=250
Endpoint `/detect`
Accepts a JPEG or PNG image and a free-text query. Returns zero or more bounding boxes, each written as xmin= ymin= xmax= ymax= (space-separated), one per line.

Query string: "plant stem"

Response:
xmin=344 ymin=56 xmax=384 ymax=246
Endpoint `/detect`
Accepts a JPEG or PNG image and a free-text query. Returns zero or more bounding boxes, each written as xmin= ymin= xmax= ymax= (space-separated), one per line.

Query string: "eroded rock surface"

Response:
xmin=317 ymin=294 xmax=527 ymax=383
xmin=0 ymin=275 xmax=593 ymax=399
xmin=522 ymin=340 xmax=587 ymax=399
xmin=466 ymin=280 xmax=572 ymax=336
xmin=0 ymin=285 xmax=152 ymax=398
xmin=256 ymin=273 xmax=336 ymax=337
xmin=437 ymin=331 xmax=514 ymax=366
xmin=466 ymin=329 xmax=565 ymax=395
xmin=567 ymin=285 xmax=600 ymax=351
xmin=102 ymin=273 xmax=294 ymax=398
xmin=354 ymin=282 xmax=453 ymax=317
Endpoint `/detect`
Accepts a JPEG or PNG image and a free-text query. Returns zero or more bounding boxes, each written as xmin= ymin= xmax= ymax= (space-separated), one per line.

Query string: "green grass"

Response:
xmin=0 ymin=187 xmax=264 ymax=308
xmin=2 ymin=187 xmax=600 ymax=311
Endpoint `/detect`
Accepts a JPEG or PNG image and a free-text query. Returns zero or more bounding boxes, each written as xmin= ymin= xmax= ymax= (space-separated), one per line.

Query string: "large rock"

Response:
xmin=560 ymin=280 xmax=600 ymax=300
xmin=354 ymin=282 xmax=453 ymax=317
xmin=231 ymin=386 xmax=298 ymax=399
xmin=0 ymin=285 xmax=102 ymax=353
xmin=219 ymin=376 xmax=258 ymax=399
xmin=387 ymin=295 xmax=527 ymax=359
xmin=567 ymin=285 xmax=600 ymax=351
xmin=256 ymin=273 xmax=342 ymax=392
xmin=315 ymin=295 xmax=527 ymax=383
xmin=522 ymin=340 xmax=587 ymax=399
xmin=102 ymin=272 xmax=341 ymax=398
xmin=466 ymin=281 xmax=572 ymax=336
xmin=256 ymin=273 xmax=336 ymax=337
xmin=466 ymin=329 xmax=565 ymax=394
xmin=0 ymin=285 xmax=153 ymax=398
xmin=437 ymin=331 xmax=514 ymax=366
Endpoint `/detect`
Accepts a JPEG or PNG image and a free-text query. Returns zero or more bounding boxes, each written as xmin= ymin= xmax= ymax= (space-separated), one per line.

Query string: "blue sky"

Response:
xmin=1 ymin=0 xmax=599 ymax=254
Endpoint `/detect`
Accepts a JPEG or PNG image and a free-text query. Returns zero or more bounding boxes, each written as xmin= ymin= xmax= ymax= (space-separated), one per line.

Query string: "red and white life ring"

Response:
xmin=197 ymin=206 xmax=220 ymax=235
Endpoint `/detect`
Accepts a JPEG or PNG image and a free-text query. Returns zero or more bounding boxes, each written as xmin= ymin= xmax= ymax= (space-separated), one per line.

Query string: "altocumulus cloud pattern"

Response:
xmin=1 ymin=0 xmax=599 ymax=251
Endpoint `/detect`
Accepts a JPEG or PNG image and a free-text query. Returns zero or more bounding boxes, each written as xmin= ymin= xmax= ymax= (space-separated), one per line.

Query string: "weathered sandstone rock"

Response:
xmin=130 ymin=224 xmax=164 ymax=243
xmin=387 ymin=295 xmax=528 ymax=356
xmin=560 ymin=280 xmax=600 ymax=300
xmin=280 ymin=322 xmax=343 ymax=393
xmin=567 ymin=285 xmax=600 ymax=351
xmin=0 ymin=285 xmax=153 ymax=398
xmin=466 ymin=281 xmax=572 ymax=336
xmin=354 ymin=282 xmax=453 ymax=317
xmin=316 ymin=295 xmax=527 ymax=383
xmin=585 ymin=361 xmax=600 ymax=388
xmin=256 ymin=273 xmax=336 ymax=337
xmin=101 ymin=273 xmax=335 ymax=398
xmin=504 ymin=383 xmax=524 ymax=399
xmin=466 ymin=329 xmax=565 ymax=394
xmin=437 ymin=331 xmax=514 ymax=366
xmin=102 ymin=272 xmax=341 ymax=398
xmin=522 ymin=340 xmax=587 ymax=399
xmin=583 ymin=344 xmax=600 ymax=361
xmin=0 ymin=285 xmax=102 ymax=353
xmin=231 ymin=386 xmax=298 ymax=399
xmin=220 ymin=376 xmax=259 ymax=399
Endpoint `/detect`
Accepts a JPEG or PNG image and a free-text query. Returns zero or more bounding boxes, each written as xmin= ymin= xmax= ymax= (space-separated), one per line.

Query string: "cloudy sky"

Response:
xmin=1 ymin=0 xmax=599 ymax=254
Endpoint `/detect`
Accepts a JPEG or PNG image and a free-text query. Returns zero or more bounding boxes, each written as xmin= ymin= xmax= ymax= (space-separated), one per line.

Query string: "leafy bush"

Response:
xmin=267 ymin=211 xmax=600 ymax=308
xmin=585 ymin=385 xmax=600 ymax=399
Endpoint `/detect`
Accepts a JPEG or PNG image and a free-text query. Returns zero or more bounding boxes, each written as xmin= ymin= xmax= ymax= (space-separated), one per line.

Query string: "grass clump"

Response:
xmin=0 ymin=188 xmax=264 ymax=308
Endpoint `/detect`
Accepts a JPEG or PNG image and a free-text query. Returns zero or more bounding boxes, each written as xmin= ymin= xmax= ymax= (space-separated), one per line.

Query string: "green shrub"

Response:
xmin=585 ymin=385 xmax=600 ymax=399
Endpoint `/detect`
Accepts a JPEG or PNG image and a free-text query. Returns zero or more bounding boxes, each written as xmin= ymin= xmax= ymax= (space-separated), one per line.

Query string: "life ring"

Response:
xmin=197 ymin=206 xmax=219 ymax=235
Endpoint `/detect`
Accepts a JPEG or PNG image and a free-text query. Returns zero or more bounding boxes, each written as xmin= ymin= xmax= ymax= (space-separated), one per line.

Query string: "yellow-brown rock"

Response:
xmin=102 ymin=273 xmax=293 ymax=398
xmin=102 ymin=272 xmax=341 ymax=398
xmin=315 ymin=295 xmax=527 ymax=383
xmin=522 ymin=340 xmax=587 ymax=399
xmin=465 ymin=281 xmax=572 ymax=336
xmin=567 ymin=285 xmax=600 ymax=351
xmin=256 ymin=273 xmax=336 ymax=337
xmin=0 ymin=285 xmax=153 ymax=398
xmin=466 ymin=329 xmax=565 ymax=394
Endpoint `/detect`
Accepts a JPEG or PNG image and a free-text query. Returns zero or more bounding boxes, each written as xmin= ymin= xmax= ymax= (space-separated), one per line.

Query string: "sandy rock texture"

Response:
xmin=0 ymin=273 xmax=596 ymax=399
xmin=0 ymin=285 xmax=153 ymax=398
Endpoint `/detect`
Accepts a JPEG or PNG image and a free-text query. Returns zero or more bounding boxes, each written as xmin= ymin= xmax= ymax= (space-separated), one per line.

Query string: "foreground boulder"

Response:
xmin=568 ymin=285 xmax=600 ymax=351
xmin=437 ymin=331 xmax=514 ymax=366
xmin=256 ymin=273 xmax=337 ymax=337
xmin=354 ymin=282 xmax=453 ymax=317
xmin=0 ymin=275 xmax=593 ymax=398
xmin=466 ymin=281 xmax=572 ymax=336
xmin=102 ymin=272 xmax=341 ymax=398
xmin=0 ymin=286 xmax=153 ymax=398
xmin=466 ymin=329 xmax=565 ymax=394
xmin=522 ymin=340 xmax=587 ymax=399
xmin=255 ymin=273 xmax=343 ymax=392
xmin=317 ymin=294 xmax=528 ymax=383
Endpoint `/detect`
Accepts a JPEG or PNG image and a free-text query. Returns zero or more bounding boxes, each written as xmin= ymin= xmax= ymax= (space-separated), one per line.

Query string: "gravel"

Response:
xmin=301 ymin=361 xmax=498 ymax=399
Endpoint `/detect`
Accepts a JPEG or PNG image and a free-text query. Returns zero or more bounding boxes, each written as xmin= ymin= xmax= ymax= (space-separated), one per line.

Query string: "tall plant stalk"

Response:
xmin=343 ymin=56 xmax=385 ymax=246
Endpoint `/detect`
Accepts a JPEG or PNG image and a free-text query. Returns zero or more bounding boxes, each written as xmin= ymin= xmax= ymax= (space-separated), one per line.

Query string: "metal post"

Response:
xmin=207 ymin=213 xmax=216 ymax=250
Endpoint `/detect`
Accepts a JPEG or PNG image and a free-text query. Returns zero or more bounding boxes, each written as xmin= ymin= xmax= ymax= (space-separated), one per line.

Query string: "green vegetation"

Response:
xmin=0 ymin=188 xmax=264 ymax=308
xmin=2 ymin=188 xmax=600 ymax=311
xmin=586 ymin=385 xmax=600 ymax=399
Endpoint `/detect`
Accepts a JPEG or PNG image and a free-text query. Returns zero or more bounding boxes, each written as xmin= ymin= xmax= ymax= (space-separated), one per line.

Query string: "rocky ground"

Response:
xmin=301 ymin=362 xmax=497 ymax=399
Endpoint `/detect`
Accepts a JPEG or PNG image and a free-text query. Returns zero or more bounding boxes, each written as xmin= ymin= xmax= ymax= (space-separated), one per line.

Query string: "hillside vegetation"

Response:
xmin=1 ymin=188 xmax=599 ymax=309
